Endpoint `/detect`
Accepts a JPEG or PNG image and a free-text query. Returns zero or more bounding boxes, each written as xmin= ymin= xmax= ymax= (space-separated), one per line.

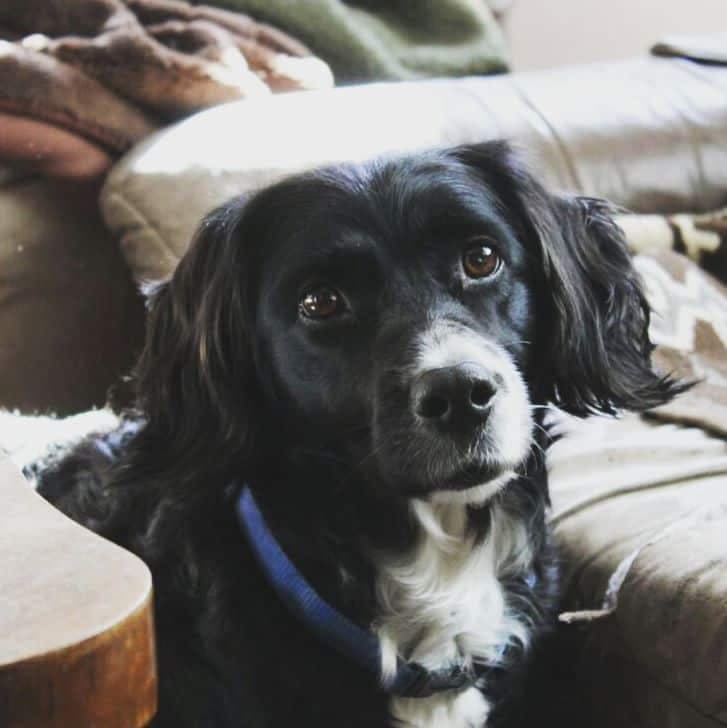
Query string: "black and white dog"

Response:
xmin=36 ymin=142 xmax=681 ymax=727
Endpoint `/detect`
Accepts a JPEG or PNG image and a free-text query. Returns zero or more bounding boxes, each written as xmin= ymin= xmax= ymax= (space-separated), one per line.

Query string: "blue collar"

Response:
xmin=235 ymin=484 xmax=488 ymax=698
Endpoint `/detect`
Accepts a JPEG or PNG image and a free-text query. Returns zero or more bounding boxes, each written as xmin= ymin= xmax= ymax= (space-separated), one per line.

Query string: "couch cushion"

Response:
xmin=0 ymin=177 xmax=145 ymax=414
xmin=549 ymin=413 xmax=727 ymax=727
xmin=101 ymin=55 xmax=727 ymax=282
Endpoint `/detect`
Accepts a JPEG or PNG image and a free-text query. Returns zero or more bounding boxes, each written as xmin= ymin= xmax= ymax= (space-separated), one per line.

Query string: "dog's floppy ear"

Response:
xmin=453 ymin=141 xmax=685 ymax=415
xmin=135 ymin=196 xmax=260 ymax=458
xmin=535 ymin=192 xmax=687 ymax=414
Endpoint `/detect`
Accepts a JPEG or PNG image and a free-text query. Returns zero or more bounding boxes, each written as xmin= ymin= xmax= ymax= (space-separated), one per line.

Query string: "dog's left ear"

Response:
xmin=453 ymin=141 xmax=685 ymax=415
xmin=536 ymin=192 xmax=689 ymax=414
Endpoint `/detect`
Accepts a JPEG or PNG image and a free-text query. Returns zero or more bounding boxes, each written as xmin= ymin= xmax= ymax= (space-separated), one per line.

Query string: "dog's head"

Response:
xmin=136 ymin=142 xmax=681 ymax=501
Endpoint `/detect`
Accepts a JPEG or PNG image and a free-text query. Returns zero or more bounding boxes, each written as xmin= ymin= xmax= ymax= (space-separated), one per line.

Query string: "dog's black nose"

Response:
xmin=413 ymin=364 xmax=496 ymax=430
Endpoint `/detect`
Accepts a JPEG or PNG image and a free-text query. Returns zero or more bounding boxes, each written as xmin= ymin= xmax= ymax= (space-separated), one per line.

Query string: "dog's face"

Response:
xmin=255 ymin=159 xmax=535 ymax=499
xmin=136 ymin=142 xmax=681 ymax=500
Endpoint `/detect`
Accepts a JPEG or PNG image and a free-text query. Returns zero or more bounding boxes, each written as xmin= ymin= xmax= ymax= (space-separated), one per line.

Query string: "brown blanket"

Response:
xmin=0 ymin=0 xmax=332 ymax=167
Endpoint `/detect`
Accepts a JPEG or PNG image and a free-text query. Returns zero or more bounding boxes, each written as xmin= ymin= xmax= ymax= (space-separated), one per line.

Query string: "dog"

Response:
xmin=34 ymin=141 xmax=682 ymax=727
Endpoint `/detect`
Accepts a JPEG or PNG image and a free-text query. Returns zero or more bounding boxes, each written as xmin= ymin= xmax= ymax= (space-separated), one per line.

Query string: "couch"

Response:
xmin=2 ymin=46 xmax=727 ymax=727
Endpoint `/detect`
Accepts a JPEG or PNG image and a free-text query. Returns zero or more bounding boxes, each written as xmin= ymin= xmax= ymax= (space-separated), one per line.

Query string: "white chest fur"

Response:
xmin=375 ymin=499 xmax=532 ymax=728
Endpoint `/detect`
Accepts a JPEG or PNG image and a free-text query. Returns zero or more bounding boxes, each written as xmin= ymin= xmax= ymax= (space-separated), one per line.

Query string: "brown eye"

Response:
xmin=299 ymin=286 xmax=343 ymax=319
xmin=462 ymin=243 xmax=501 ymax=279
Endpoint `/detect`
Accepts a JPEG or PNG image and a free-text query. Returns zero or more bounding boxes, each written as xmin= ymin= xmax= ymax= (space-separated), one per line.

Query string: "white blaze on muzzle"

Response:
xmin=411 ymin=320 xmax=533 ymax=502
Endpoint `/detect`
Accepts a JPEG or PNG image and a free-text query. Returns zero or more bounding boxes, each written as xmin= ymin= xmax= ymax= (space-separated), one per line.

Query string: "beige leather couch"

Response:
xmin=3 ymin=53 xmax=727 ymax=726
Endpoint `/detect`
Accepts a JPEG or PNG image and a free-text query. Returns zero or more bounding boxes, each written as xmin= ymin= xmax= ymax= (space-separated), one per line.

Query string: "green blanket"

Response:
xmin=193 ymin=0 xmax=509 ymax=83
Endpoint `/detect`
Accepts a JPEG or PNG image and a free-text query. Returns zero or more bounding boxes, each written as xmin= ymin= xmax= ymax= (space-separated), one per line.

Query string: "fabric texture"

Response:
xmin=616 ymin=210 xmax=727 ymax=435
xmin=191 ymin=0 xmax=508 ymax=83
xmin=548 ymin=412 xmax=727 ymax=728
xmin=0 ymin=409 xmax=120 ymax=473
xmin=617 ymin=208 xmax=727 ymax=284
xmin=0 ymin=41 xmax=156 ymax=156
xmin=0 ymin=110 xmax=116 ymax=180
xmin=0 ymin=177 xmax=146 ymax=415
xmin=634 ymin=251 xmax=727 ymax=437
xmin=0 ymin=0 xmax=333 ymax=179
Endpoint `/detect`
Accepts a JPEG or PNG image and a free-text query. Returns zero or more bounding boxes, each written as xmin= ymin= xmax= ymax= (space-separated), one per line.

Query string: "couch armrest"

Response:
xmin=0 ymin=457 xmax=156 ymax=728
xmin=102 ymin=54 xmax=727 ymax=282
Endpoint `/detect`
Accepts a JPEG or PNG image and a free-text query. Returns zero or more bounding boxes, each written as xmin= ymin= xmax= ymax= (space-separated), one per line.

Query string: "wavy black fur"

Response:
xmin=36 ymin=142 xmax=683 ymax=727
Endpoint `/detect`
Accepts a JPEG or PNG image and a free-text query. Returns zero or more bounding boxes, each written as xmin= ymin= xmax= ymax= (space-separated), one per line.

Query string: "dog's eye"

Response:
xmin=462 ymin=243 xmax=501 ymax=279
xmin=299 ymin=286 xmax=344 ymax=320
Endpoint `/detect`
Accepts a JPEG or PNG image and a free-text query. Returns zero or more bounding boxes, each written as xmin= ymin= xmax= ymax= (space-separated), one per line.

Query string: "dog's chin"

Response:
xmin=399 ymin=461 xmax=518 ymax=507
xmin=428 ymin=468 xmax=517 ymax=506
xmin=439 ymin=461 xmax=507 ymax=490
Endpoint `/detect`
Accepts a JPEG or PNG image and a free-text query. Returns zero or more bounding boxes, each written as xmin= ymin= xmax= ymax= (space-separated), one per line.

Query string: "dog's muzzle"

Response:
xmin=370 ymin=319 xmax=533 ymax=498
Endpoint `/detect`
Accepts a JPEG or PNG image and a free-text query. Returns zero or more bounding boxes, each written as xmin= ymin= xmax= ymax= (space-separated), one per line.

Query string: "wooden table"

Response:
xmin=0 ymin=456 xmax=157 ymax=727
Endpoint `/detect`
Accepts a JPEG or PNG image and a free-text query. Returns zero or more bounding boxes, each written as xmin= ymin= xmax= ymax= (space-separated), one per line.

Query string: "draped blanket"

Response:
xmin=618 ymin=210 xmax=727 ymax=437
xmin=0 ymin=0 xmax=333 ymax=156
xmin=196 ymin=0 xmax=509 ymax=84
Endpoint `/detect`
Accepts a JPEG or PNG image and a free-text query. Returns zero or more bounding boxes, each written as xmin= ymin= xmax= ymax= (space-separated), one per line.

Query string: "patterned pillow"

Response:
xmin=634 ymin=250 xmax=727 ymax=437
xmin=617 ymin=208 xmax=727 ymax=283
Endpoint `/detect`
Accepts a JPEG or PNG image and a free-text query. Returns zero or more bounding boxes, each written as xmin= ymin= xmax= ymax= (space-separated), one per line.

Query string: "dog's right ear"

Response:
xmin=134 ymin=196 xmax=260 ymax=463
